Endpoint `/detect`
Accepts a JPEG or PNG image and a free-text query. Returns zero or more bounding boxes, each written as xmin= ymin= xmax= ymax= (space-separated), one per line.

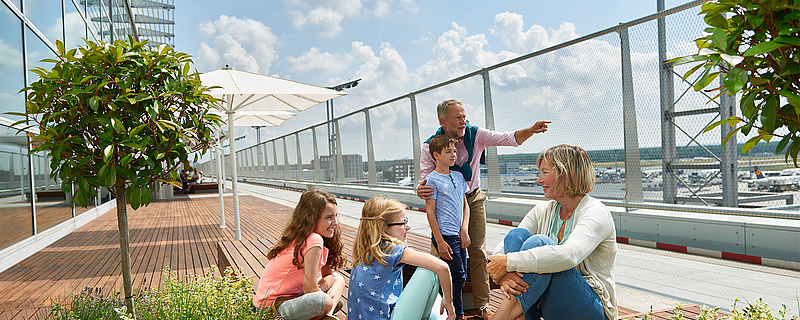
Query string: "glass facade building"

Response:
xmin=0 ymin=0 xmax=173 ymax=255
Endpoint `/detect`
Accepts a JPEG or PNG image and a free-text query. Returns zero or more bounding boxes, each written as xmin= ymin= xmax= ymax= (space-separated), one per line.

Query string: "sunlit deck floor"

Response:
xmin=0 ymin=194 xmax=278 ymax=319
xmin=0 ymin=193 xmax=659 ymax=319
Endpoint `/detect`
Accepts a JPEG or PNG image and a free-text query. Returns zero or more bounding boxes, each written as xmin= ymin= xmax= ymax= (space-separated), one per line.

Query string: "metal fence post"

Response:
xmin=296 ymin=133 xmax=304 ymax=181
xmin=283 ymin=137 xmax=290 ymax=180
xmin=365 ymin=110 xmax=377 ymax=184
xmin=335 ymin=120 xmax=345 ymax=183
xmin=410 ymin=95 xmax=422 ymax=186
xmin=312 ymin=127 xmax=321 ymax=181
xmin=268 ymin=142 xmax=269 ymax=179
xmin=658 ymin=0 xmax=677 ymax=204
xmin=481 ymin=71 xmax=501 ymax=194
xmin=620 ymin=26 xmax=644 ymax=204
xmin=720 ymin=78 xmax=738 ymax=207
xmin=272 ymin=141 xmax=279 ymax=179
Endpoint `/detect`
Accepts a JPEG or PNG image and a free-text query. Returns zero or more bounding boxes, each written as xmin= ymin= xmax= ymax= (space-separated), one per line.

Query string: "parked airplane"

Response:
xmin=397 ymin=176 xmax=414 ymax=187
xmin=748 ymin=166 xmax=800 ymax=192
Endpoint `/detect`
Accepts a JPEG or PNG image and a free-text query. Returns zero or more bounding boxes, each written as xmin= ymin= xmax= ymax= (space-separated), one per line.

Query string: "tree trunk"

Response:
xmin=114 ymin=185 xmax=136 ymax=318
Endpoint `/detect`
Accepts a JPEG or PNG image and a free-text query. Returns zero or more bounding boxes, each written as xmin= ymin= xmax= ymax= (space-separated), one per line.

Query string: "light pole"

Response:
xmin=252 ymin=126 xmax=266 ymax=178
xmin=326 ymin=79 xmax=361 ymax=181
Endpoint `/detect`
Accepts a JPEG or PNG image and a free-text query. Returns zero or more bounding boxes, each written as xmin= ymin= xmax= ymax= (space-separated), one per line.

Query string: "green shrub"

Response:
xmin=631 ymin=299 xmax=798 ymax=320
xmin=49 ymin=266 xmax=272 ymax=320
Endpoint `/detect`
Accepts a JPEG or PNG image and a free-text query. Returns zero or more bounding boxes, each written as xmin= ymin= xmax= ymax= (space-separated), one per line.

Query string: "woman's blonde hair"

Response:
xmin=352 ymin=197 xmax=407 ymax=268
xmin=537 ymin=144 xmax=595 ymax=197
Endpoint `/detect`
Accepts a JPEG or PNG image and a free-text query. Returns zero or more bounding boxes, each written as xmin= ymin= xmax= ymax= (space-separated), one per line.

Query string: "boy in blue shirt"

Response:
xmin=425 ymin=134 xmax=470 ymax=319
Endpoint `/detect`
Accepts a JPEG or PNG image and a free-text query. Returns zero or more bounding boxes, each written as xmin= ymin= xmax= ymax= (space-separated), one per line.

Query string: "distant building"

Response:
xmin=316 ymin=154 xmax=363 ymax=181
xmin=499 ymin=162 xmax=520 ymax=174
xmin=392 ymin=158 xmax=414 ymax=181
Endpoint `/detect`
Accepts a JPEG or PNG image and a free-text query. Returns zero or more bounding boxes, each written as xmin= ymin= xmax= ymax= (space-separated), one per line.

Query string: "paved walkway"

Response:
xmin=232 ymin=181 xmax=800 ymax=314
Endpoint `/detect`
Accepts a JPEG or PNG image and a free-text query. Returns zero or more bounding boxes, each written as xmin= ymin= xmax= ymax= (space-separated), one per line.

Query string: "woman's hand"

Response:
xmin=497 ymin=272 xmax=528 ymax=299
xmin=486 ymin=254 xmax=508 ymax=281
xmin=439 ymin=297 xmax=456 ymax=320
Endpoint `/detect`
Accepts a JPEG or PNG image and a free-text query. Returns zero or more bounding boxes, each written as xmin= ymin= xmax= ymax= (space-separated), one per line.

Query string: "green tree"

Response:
xmin=671 ymin=0 xmax=800 ymax=163
xmin=11 ymin=36 xmax=222 ymax=316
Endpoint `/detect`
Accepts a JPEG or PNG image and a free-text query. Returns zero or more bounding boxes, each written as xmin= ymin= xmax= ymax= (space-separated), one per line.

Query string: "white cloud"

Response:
xmin=283 ymin=0 xmax=417 ymax=37
xmin=373 ymin=1 xmax=390 ymax=17
xmin=286 ymin=47 xmax=349 ymax=74
xmin=307 ymin=8 xmax=344 ymax=38
xmin=195 ymin=15 xmax=278 ymax=74
xmin=491 ymin=12 xmax=578 ymax=54
xmin=0 ymin=39 xmax=23 ymax=68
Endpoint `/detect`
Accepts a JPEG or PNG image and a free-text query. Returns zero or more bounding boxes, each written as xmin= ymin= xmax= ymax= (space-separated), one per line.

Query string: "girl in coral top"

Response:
xmin=253 ymin=189 xmax=346 ymax=320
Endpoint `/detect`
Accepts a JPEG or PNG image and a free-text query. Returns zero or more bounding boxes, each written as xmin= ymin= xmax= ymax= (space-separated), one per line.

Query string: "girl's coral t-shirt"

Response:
xmin=253 ymin=232 xmax=328 ymax=308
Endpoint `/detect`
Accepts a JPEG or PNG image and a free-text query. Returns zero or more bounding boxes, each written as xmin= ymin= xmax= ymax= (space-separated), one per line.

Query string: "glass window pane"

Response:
xmin=1 ymin=5 xmax=26 ymax=120
xmin=24 ymin=0 xmax=63 ymax=45
xmin=0 ymin=126 xmax=33 ymax=250
xmin=25 ymin=28 xmax=56 ymax=88
xmin=33 ymin=151 xmax=72 ymax=232
xmin=369 ymin=102 xmax=414 ymax=186
xmin=64 ymin=0 xmax=89 ymax=49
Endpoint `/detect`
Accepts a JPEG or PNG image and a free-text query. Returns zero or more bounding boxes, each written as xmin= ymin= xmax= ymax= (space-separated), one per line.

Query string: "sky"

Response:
xmin=172 ymin=0 xmax=704 ymax=162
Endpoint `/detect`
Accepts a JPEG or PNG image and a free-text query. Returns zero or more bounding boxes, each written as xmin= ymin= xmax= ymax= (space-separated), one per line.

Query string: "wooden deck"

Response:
xmin=0 ymin=192 xmax=712 ymax=320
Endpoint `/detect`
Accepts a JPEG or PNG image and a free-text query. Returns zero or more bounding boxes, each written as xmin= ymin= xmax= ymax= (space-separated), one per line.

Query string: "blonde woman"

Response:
xmin=487 ymin=145 xmax=618 ymax=320
xmin=349 ymin=197 xmax=456 ymax=320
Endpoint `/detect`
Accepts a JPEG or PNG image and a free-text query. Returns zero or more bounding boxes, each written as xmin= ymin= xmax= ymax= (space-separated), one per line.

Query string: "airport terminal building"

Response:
xmin=0 ymin=0 xmax=173 ymax=271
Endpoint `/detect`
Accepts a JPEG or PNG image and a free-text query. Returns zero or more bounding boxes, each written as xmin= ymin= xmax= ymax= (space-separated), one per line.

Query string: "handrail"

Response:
xmin=249 ymin=0 xmax=709 ymax=145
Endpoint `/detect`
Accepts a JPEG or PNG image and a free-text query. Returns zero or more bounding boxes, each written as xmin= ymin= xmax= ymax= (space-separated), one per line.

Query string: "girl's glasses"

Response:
xmin=387 ymin=218 xmax=408 ymax=227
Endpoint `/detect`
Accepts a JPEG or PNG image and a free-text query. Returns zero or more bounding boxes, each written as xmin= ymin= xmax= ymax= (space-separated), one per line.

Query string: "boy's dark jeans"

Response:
xmin=431 ymin=234 xmax=468 ymax=317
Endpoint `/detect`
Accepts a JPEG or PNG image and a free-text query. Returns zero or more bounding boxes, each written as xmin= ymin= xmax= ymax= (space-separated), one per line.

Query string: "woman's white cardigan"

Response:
xmin=493 ymin=195 xmax=618 ymax=320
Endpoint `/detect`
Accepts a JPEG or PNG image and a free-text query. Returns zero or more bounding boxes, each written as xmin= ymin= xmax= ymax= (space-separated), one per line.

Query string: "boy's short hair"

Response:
xmin=429 ymin=134 xmax=458 ymax=159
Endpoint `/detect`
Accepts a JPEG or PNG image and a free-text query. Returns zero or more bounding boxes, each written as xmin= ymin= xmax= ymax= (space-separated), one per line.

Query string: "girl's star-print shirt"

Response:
xmin=347 ymin=243 xmax=408 ymax=319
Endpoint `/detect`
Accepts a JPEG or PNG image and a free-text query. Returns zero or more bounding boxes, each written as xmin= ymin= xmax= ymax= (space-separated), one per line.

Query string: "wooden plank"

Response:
xmin=0 ymin=193 xmax=707 ymax=320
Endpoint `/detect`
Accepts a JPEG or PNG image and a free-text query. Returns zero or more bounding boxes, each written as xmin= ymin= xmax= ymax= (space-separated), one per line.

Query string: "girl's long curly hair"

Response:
xmin=267 ymin=189 xmax=346 ymax=270
xmin=352 ymin=197 xmax=406 ymax=268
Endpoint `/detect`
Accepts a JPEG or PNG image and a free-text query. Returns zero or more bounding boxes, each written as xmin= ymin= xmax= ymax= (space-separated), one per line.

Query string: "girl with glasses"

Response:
xmin=349 ymin=197 xmax=456 ymax=320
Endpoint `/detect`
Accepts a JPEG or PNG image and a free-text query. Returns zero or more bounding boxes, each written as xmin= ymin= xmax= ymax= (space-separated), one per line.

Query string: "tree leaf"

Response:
xmin=723 ymin=68 xmax=748 ymax=94
xmin=120 ymin=153 xmax=133 ymax=166
xmin=722 ymin=127 xmax=740 ymax=146
xmin=103 ymin=145 xmax=114 ymax=163
xmin=742 ymin=135 xmax=763 ymax=155
xmin=774 ymin=35 xmax=800 ymax=46
xmin=89 ymin=96 xmax=99 ymax=111
xmin=111 ymin=117 xmax=125 ymax=134
xmin=776 ymin=134 xmax=793 ymax=154
xmin=760 ymin=96 xmax=778 ymax=131
xmin=704 ymin=116 xmax=742 ymax=133
xmin=743 ymin=41 xmax=785 ymax=56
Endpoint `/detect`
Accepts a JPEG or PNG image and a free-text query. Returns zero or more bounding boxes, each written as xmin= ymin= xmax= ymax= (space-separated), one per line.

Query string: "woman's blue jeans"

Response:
xmin=504 ymin=228 xmax=606 ymax=320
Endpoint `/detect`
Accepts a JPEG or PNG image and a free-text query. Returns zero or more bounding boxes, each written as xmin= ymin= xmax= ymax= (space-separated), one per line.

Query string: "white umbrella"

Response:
xmin=200 ymin=67 xmax=346 ymax=240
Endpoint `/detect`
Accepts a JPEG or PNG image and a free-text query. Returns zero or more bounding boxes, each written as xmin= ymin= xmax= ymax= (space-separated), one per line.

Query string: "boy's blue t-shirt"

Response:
xmin=426 ymin=170 xmax=469 ymax=236
xmin=348 ymin=242 xmax=408 ymax=319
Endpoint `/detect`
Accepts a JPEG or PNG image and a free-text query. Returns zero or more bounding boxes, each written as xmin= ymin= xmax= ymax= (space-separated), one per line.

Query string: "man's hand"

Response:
xmin=416 ymin=178 xmax=434 ymax=200
xmin=531 ymin=120 xmax=550 ymax=134
xmin=437 ymin=239 xmax=453 ymax=260
xmin=459 ymin=229 xmax=470 ymax=249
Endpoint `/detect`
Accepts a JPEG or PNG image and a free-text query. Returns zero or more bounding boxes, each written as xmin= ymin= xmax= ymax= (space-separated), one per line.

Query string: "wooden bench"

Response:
xmin=218 ymin=234 xmax=499 ymax=319
xmin=193 ymin=182 xmax=219 ymax=192
xmin=174 ymin=182 xmax=219 ymax=194
xmin=25 ymin=190 xmax=67 ymax=202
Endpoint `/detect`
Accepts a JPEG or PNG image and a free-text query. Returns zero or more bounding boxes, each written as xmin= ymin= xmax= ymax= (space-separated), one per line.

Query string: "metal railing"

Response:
xmin=199 ymin=0 xmax=800 ymax=220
